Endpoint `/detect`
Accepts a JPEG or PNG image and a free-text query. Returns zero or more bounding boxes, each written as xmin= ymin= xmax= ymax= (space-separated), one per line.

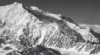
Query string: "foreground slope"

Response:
xmin=0 ymin=2 xmax=100 ymax=55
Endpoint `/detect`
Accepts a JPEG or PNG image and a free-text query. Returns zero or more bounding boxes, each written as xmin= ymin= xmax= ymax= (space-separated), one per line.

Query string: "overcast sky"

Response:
xmin=0 ymin=0 xmax=100 ymax=24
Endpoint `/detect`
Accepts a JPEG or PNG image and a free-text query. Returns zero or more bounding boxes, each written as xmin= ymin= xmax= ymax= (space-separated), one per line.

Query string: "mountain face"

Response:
xmin=0 ymin=2 xmax=100 ymax=55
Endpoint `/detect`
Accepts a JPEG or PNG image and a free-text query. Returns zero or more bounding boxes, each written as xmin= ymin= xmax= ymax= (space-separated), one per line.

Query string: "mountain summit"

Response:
xmin=0 ymin=2 xmax=100 ymax=55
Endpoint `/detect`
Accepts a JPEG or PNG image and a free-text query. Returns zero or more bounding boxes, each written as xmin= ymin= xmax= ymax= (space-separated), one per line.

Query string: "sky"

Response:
xmin=0 ymin=0 xmax=100 ymax=24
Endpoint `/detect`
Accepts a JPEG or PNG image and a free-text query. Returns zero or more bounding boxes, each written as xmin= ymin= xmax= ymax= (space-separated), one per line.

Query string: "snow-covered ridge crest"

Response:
xmin=28 ymin=6 xmax=62 ymax=20
xmin=0 ymin=2 xmax=100 ymax=55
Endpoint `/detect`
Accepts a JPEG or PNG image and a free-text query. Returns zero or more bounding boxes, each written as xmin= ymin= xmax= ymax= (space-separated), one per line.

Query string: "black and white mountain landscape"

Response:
xmin=0 ymin=2 xmax=100 ymax=55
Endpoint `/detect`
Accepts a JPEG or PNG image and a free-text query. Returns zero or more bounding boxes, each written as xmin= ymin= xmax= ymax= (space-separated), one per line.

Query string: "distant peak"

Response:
xmin=11 ymin=2 xmax=19 ymax=5
xmin=13 ymin=2 xmax=18 ymax=5
xmin=10 ymin=2 xmax=22 ymax=7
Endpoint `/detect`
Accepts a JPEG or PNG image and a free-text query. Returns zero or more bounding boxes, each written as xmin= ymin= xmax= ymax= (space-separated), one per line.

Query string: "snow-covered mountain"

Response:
xmin=0 ymin=2 xmax=100 ymax=55
xmin=80 ymin=24 xmax=100 ymax=33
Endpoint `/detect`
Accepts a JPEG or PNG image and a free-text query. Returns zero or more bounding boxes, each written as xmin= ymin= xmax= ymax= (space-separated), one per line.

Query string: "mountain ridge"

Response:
xmin=0 ymin=2 xmax=100 ymax=55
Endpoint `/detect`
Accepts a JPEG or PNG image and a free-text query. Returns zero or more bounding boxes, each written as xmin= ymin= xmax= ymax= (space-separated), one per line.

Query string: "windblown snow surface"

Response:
xmin=0 ymin=2 xmax=100 ymax=55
